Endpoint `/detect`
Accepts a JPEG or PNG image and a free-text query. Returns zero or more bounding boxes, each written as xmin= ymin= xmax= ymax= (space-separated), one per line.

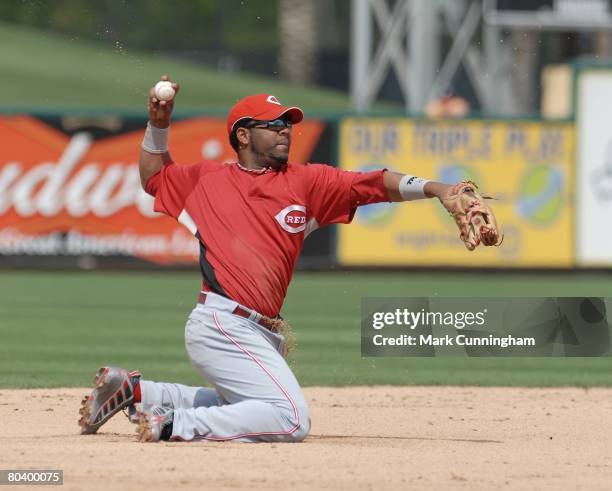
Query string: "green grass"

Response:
xmin=2 ymin=270 xmax=612 ymax=388
xmin=0 ymin=22 xmax=396 ymax=116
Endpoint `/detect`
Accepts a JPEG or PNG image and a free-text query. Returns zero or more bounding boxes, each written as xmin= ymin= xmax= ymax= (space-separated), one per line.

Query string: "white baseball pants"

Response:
xmin=139 ymin=292 xmax=310 ymax=442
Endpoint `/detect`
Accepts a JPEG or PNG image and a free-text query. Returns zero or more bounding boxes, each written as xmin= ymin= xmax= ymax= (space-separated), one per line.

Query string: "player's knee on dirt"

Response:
xmin=286 ymin=404 xmax=310 ymax=442
xmin=291 ymin=411 xmax=310 ymax=442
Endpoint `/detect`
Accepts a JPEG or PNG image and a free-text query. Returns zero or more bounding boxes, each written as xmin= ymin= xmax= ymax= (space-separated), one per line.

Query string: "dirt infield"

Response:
xmin=1 ymin=386 xmax=611 ymax=490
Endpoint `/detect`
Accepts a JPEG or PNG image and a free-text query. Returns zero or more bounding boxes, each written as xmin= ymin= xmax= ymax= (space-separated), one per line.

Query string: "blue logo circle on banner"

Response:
xmin=516 ymin=165 xmax=563 ymax=225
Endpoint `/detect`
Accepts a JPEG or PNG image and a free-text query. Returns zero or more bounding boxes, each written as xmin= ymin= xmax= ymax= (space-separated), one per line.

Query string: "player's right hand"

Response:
xmin=147 ymin=75 xmax=179 ymax=129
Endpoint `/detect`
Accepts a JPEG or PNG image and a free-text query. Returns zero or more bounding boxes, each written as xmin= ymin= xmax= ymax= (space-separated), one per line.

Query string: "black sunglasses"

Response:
xmin=246 ymin=118 xmax=292 ymax=131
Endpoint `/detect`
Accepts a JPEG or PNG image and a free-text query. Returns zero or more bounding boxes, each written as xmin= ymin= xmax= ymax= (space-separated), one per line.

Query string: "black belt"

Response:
xmin=198 ymin=292 xmax=278 ymax=332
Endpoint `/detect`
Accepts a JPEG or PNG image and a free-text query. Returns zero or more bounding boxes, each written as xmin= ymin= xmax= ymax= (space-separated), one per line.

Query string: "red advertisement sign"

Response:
xmin=0 ymin=116 xmax=325 ymax=265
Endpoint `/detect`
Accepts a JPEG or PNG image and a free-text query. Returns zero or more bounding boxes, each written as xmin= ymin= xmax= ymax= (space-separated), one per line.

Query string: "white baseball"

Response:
xmin=154 ymin=81 xmax=175 ymax=101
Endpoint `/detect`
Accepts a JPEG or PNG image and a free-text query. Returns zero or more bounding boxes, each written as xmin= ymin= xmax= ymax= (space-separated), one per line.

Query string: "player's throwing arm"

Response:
xmin=139 ymin=75 xmax=180 ymax=186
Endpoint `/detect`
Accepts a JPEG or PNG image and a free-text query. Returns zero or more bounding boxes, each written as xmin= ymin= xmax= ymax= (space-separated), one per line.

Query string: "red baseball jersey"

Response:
xmin=145 ymin=161 xmax=389 ymax=317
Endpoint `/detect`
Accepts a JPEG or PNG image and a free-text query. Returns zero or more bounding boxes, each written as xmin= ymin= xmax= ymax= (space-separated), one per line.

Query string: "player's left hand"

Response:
xmin=440 ymin=180 xmax=503 ymax=251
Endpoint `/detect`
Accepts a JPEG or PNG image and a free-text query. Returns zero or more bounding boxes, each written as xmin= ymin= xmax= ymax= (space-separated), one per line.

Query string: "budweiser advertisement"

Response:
xmin=0 ymin=115 xmax=327 ymax=267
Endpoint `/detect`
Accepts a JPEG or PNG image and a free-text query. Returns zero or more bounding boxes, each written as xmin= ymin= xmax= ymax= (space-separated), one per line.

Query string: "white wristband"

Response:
xmin=142 ymin=122 xmax=169 ymax=154
xmin=398 ymin=175 xmax=430 ymax=201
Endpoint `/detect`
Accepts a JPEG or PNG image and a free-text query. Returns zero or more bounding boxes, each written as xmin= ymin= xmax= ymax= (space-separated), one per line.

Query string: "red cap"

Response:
xmin=227 ymin=94 xmax=304 ymax=135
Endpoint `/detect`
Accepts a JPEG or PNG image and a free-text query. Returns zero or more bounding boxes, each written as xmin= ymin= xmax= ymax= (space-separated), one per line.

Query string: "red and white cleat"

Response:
xmin=78 ymin=366 xmax=141 ymax=434
xmin=136 ymin=405 xmax=174 ymax=442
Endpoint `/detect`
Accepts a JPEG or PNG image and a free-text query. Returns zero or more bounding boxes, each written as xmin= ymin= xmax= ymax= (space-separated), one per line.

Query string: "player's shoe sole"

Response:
xmin=136 ymin=405 xmax=174 ymax=442
xmin=78 ymin=366 xmax=141 ymax=435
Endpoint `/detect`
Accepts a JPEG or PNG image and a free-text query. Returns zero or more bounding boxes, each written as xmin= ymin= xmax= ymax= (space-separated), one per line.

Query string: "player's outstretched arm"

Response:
xmin=383 ymin=171 xmax=452 ymax=202
xmin=139 ymin=75 xmax=180 ymax=188
xmin=383 ymin=171 xmax=502 ymax=250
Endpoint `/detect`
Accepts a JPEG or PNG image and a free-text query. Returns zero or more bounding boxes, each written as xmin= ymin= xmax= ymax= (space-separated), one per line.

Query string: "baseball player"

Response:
xmin=78 ymin=76 xmax=500 ymax=443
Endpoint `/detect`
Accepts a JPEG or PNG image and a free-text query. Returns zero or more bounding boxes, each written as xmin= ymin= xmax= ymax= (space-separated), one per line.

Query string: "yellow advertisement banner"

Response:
xmin=338 ymin=118 xmax=574 ymax=267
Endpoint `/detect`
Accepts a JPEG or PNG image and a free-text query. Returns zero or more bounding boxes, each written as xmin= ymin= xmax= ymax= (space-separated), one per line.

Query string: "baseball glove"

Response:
xmin=442 ymin=180 xmax=502 ymax=251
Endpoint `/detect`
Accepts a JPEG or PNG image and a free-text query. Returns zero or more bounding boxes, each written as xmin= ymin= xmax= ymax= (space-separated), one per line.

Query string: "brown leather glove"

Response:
xmin=441 ymin=180 xmax=502 ymax=251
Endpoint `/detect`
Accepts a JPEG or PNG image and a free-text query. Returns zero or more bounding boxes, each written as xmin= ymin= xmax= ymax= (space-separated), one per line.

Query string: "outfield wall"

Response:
xmin=0 ymin=91 xmax=607 ymax=269
xmin=337 ymin=118 xmax=575 ymax=268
